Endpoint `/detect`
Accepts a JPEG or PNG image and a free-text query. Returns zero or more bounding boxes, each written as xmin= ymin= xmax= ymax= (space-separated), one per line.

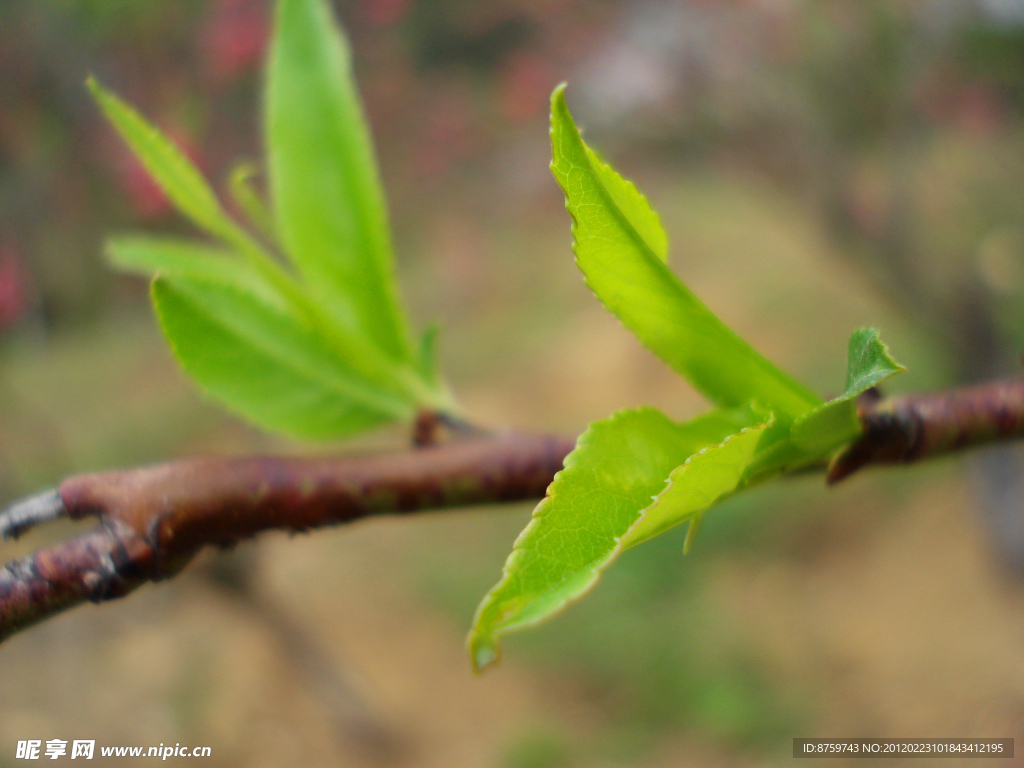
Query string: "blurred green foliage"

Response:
xmin=499 ymin=727 xmax=574 ymax=768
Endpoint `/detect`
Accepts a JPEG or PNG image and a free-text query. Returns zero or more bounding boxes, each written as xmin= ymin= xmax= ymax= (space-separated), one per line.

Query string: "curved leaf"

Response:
xmin=791 ymin=328 xmax=904 ymax=454
xmin=619 ymin=420 xmax=769 ymax=551
xmin=88 ymin=78 xmax=238 ymax=243
xmin=550 ymin=84 xmax=819 ymax=418
xmin=468 ymin=405 xmax=767 ymax=672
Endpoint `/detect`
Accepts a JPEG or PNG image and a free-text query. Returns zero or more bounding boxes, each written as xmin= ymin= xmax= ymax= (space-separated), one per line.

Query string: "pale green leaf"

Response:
xmin=468 ymin=405 xmax=766 ymax=672
xmin=549 ymin=84 xmax=820 ymax=418
xmin=791 ymin=328 xmax=904 ymax=455
xmin=107 ymin=235 xmax=284 ymax=309
xmin=267 ymin=0 xmax=412 ymax=362
xmin=152 ymin=275 xmax=413 ymax=440
xmin=88 ymin=78 xmax=239 ymax=242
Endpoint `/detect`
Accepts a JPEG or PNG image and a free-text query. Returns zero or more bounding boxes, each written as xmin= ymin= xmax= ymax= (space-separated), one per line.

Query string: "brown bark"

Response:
xmin=828 ymin=379 xmax=1024 ymax=482
xmin=3 ymin=378 xmax=1024 ymax=645
xmin=0 ymin=431 xmax=573 ymax=642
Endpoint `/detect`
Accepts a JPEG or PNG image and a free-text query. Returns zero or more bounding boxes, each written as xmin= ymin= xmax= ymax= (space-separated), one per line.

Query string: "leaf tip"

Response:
xmin=467 ymin=629 xmax=500 ymax=675
xmin=85 ymin=75 xmax=117 ymax=110
xmin=549 ymin=83 xmax=571 ymax=137
xmin=85 ymin=75 xmax=109 ymax=110
xmin=846 ymin=327 xmax=906 ymax=390
xmin=149 ymin=272 xmax=169 ymax=302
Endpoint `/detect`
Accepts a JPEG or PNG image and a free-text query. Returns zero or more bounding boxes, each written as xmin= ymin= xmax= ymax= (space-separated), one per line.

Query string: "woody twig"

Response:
xmin=2 ymin=379 xmax=1024 ymax=645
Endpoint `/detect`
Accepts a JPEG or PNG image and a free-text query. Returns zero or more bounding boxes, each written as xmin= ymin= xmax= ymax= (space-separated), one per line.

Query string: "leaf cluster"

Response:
xmin=92 ymin=0 xmax=453 ymax=442
xmin=466 ymin=86 xmax=904 ymax=671
xmin=91 ymin=0 xmax=906 ymax=673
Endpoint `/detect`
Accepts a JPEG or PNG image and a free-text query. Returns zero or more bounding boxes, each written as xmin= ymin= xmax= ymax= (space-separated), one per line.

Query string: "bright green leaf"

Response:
xmin=791 ymin=328 xmax=904 ymax=455
xmin=549 ymin=84 xmax=820 ymax=419
xmin=468 ymin=405 xmax=767 ymax=672
xmin=618 ymin=420 xmax=769 ymax=550
xmin=109 ymin=232 xmax=445 ymax=426
xmin=89 ymin=77 xmax=301 ymax=304
xmin=87 ymin=78 xmax=239 ymax=243
xmin=107 ymin=235 xmax=284 ymax=309
xmin=152 ymin=275 xmax=413 ymax=440
xmin=267 ymin=0 xmax=412 ymax=362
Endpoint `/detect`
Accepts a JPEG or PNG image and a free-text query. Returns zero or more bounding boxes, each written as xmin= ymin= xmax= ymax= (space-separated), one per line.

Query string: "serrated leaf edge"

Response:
xmin=791 ymin=328 xmax=905 ymax=454
xmin=618 ymin=417 xmax=772 ymax=551
xmin=469 ymin=408 xmax=770 ymax=673
xmin=548 ymin=84 xmax=821 ymax=418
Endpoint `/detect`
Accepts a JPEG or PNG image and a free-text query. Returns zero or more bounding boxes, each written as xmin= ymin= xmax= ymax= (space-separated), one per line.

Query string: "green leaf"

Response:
xmin=618 ymin=420 xmax=769 ymax=550
xmin=89 ymin=77 xmax=299 ymax=301
xmin=228 ymin=162 xmax=276 ymax=242
xmin=841 ymin=327 xmax=905 ymax=396
xmin=468 ymin=405 xmax=768 ymax=672
xmin=152 ymin=275 xmax=413 ymax=440
xmin=549 ymin=84 xmax=820 ymax=419
xmin=110 ymin=232 xmax=447 ymax=425
xmin=88 ymin=78 xmax=239 ymax=243
xmin=107 ymin=235 xmax=284 ymax=309
xmin=94 ymin=1 xmax=459 ymax=440
xmin=791 ymin=328 xmax=904 ymax=455
xmin=267 ymin=0 xmax=412 ymax=362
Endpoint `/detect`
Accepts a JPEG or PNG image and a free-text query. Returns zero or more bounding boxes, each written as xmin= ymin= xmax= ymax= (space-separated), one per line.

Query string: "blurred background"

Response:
xmin=2 ymin=0 xmax=1024 ymax=765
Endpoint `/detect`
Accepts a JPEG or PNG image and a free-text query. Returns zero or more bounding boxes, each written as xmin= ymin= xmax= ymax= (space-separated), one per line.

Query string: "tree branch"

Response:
xmin=3 ymin=378 xmax=1024 ymax=645
xmin=828 ymin=379 xmax=1024 ymax=482
xmin=0 ymin=431 xmax=574 ymax=643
